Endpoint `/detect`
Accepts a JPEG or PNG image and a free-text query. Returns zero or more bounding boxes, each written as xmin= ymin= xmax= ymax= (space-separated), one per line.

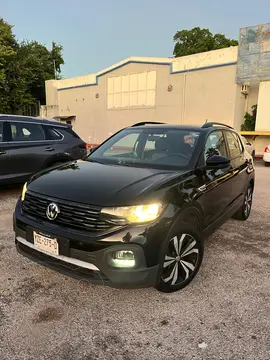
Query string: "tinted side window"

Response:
xmin=44 ymin=126 xmax=63 ymax=140
xmin=57 ymin=127 xmax=80 ymax=139
xmin=10 ymin=122 xmax=45 ymax=142
xmin=204 ymin=131 xmax=227 ymax=160
xmin=225 ymin=131 xmax=242 ymax=159
xmin=0 ymin=122 xmax=3 ymax=142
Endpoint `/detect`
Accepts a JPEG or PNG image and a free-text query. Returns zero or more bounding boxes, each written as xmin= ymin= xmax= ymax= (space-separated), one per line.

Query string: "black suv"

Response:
xmin=13 ymin=122 xmax=255 ymax=292
xmin=0 ymin=115 xmax=87 ymax=185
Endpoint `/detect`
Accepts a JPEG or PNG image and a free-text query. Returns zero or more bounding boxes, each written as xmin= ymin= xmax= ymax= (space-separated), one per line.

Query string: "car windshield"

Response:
xmin=86 ymin=128 xmax=201 ymax=169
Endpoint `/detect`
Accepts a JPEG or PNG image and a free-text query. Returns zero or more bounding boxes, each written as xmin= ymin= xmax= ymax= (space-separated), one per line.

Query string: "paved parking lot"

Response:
xmin=0 ymin=163 xmax=269 ymax=360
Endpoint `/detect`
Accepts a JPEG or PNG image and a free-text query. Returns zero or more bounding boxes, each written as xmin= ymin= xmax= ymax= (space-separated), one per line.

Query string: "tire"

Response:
xmin=232 ymin=184 xmax=253 ymax=221
xmin=156 ymin=222 xmax=204 ymax=293
xmin=264 ymin=161 xmax=270 ymax=167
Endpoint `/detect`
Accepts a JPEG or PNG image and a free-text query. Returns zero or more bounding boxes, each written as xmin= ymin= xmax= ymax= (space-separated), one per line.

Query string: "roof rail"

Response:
xmin=201 ymin=122 xmax=234 ymax=129
xmin=131 ymin=121 xmax=165 ymax=127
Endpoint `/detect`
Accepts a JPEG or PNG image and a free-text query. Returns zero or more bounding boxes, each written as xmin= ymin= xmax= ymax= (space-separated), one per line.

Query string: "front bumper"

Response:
xmin=14 ymin=201 xmax=160 ymax=289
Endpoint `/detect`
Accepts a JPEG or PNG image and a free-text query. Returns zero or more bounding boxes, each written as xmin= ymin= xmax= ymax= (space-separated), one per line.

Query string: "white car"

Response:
xmin=240 ymin=136 xmax=255 ymax=159
xmin=263 ymin=144 xmax=270 ymax=166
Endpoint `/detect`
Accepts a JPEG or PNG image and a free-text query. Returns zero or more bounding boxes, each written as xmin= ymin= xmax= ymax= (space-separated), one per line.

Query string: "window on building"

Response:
xmin=224 ymin=131 xmax=243 ymax=159
xmin=107 ymin=71 xmax=156 ymax=109
xmin=10 ymin=122 xmax=46 ymax=142
xmin=204 ymin=131 xmax=227 ymax=160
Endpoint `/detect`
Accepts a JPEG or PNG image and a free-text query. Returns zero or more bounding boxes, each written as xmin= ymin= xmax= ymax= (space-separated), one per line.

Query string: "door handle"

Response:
xmin=45 ymin=147 xmax=55 ymax=152
xmin=0 ymin=150 xmax=7 ymax=155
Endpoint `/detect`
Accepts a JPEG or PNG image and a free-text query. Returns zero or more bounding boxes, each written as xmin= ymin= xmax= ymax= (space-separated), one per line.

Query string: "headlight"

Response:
xmin=21 ymin=182 xmax=27 ymax=201
xmin=101 ymin=202 xmax=164 ymax=224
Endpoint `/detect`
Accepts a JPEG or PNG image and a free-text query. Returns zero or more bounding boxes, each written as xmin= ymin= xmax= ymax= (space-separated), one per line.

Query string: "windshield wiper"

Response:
xmin=117 ymin=160 xmax=132 ymax=167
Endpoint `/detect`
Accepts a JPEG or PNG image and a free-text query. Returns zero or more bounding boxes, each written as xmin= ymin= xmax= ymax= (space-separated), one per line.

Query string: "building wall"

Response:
xmin=233 ymin=84 xmax=246 ymax=132
xmin=256 ymin=81 xmax=270 ymax=131
xmin=43 ymin=47 xmax=270 ymax=154
xmin=172 ymin=46 xmax=238 ymax=72
xmin=51 ymin=61 xmax=239 ymax=143
xmin=183 ymin=65 xmax=238 ymax=127
xmin=247 ymin=84 xmax=259 ymax=112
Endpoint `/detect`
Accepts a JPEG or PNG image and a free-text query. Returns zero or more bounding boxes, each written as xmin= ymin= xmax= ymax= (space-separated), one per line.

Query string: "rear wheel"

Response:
xmin=232 ymin=185 xmax=253 ymax=221
xmin=264 ymin=161 xmax=270 ymax=167
xmin=156 ymin=223 xmax=204 ymax=293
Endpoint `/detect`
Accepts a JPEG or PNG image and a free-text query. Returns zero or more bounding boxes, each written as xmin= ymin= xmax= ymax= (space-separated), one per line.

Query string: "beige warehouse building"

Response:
xmin=41 ymin=24 xmax=270 ymax=154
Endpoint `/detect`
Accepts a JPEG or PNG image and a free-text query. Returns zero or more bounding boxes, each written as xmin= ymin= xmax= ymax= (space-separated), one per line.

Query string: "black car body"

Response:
xmin=0 ymin=115 xmax=87 ymax=185
xmin=13 ymin=122 xmax=255 ymax=292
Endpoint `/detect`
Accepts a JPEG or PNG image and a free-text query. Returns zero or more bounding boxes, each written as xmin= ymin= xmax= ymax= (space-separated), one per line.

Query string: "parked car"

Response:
xmin=0 ymin=115 xmax=87 ymax=185
xmin=240 ymin=135 xmax=255 ymax=159
xmin=263 ymin=144 xmax=270 ymax=166
xmin=14 ymin=121 xmax=255 ymax=292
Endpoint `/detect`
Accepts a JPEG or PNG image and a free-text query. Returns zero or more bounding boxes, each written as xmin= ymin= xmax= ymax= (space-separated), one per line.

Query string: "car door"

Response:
xmin=224 ymin=130 xmax=248 ymax=205
xmin=197 ymin=130 xmax=234 ymax=227
xmin=5 ymin=120 xmax=50 ymax=181
xmin=0 ymin=121 xmax=10 ymax=181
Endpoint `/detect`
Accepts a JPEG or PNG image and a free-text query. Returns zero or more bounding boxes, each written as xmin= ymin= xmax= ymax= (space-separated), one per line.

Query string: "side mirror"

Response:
xmin=89 ymin=147 xmax=97 ymax=154
xmin=206 ymin=155 xmax=230 ymax=168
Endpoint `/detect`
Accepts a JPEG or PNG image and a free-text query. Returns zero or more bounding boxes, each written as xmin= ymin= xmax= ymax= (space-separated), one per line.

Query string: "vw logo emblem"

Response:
xmin=46 ymin=203 xmax=60 ymax=221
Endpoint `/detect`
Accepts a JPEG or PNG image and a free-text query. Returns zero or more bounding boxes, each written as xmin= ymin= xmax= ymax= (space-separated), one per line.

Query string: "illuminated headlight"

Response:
xmin=101 ymin=202 xmax=164 ymax=224
xmin=110 ymin=251 xmax=135 ymax=268
xmin=21 ymin=182 xmax=27 ymax=201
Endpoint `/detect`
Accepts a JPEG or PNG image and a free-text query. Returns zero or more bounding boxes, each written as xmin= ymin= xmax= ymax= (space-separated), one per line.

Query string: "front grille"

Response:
xmin=22 ymin=192 xmax=114 ymax=233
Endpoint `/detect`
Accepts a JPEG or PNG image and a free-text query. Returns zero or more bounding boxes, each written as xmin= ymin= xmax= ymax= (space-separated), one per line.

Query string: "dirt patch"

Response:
xmin=33 ymin=306 xmax=63 ymax=323
xmin=0 ymin=306 xmax=5 ymax=326
xmin=14 ymin=277 xmax=57 ymax=305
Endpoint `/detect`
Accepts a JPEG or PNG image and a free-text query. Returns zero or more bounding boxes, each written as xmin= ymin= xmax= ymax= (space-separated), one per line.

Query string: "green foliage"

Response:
xmin=173 ymin=27 xmax=238 ymax=57
xmin=0 ymin=17 xmax=64 ymax=114
xmin=241 ymin=105 xmax=257 ymax=131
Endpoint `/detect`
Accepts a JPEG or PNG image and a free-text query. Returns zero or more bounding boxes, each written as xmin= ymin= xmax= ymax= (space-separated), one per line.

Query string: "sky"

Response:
xmin=1 ymin=0 xmax=270 ymax=78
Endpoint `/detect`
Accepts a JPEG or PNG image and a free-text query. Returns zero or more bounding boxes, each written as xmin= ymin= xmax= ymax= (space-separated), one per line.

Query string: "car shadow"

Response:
xmin=0 ymin=184 xmax=22 ymax=200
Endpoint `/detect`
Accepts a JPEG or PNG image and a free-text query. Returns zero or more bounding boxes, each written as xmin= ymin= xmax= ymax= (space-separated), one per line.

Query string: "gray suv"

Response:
xmin=0 ymin=115 xmax=87 ymax=185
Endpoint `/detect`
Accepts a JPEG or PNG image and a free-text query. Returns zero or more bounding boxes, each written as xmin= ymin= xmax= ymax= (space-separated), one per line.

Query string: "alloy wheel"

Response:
xmin=244 ymin=187 xmax=253 ymax=217
xmin=161 ymin=234 xmax=199 ymax=286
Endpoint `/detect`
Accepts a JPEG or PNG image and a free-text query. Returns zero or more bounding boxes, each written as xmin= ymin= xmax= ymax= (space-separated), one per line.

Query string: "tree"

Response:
xmin=0 ymin=18 xmax=17 ymax=113
xmin=173 ymin=27 xmax=238 ymax=57
xmin=14 ymin=41 xmax=64 ymax=106
xmin=241 ymin=105 xmax=257 ymax=131
xmin=0 ymin=17 xmax=64 ymax=114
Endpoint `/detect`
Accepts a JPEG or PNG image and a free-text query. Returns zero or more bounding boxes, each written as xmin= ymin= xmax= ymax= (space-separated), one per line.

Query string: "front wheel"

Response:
xmin=232 ymin=185 xmax=253 ymax=221
xmin=156 ymin=223 xmax=204 ymax=293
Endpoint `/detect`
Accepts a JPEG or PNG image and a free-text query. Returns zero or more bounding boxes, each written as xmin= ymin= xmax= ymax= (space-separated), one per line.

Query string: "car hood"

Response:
xmin=28 ymin=160 xmax=185 ymax=206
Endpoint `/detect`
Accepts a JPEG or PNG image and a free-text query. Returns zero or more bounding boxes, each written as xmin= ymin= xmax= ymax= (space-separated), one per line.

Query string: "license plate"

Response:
xmin=33 ymin=231 xmax=59 ymax=256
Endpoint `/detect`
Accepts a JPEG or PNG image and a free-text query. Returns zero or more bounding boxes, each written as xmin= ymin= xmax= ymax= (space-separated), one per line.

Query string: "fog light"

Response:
xmin=110 ymin=250 xmax=135 ymax=268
